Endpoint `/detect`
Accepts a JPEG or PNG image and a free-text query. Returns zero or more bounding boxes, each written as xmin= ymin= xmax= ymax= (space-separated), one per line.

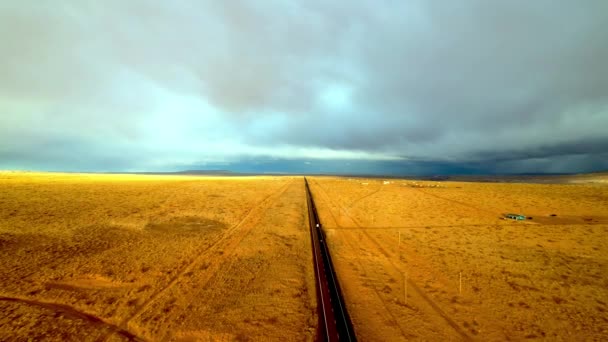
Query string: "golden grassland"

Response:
xmin=2 ymin=171 xmax=607 ymax=341
xmin=0 ymin=172 xmax=316 ymax=341
xmin=308 ymin=177 xmax=608 ymax=341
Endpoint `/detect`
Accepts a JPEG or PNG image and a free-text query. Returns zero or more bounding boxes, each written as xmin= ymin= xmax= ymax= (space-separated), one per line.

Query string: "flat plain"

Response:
xmin=308 ymin=176 xmax=608 ymax=341
xmin=0 ymin=172 xmax=316 ymax=341
xmin=1 ymin=172 xmax=607 ymax=341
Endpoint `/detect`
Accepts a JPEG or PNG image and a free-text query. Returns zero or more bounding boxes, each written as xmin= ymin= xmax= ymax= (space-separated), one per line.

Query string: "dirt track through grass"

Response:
xmin=310 ymin=178 xmax=471 ymax=340
xmin=309 ymin=176 xmax=608 ymax=341
xmin=1 ymin=172 xmax=607 ymax=341
xmin=0 ymin=173 xmax=315 ymax=341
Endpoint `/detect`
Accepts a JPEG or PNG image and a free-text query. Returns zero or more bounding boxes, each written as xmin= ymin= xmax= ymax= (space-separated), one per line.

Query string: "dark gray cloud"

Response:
xmin=1 ymin=1 xmax=607 ymax=173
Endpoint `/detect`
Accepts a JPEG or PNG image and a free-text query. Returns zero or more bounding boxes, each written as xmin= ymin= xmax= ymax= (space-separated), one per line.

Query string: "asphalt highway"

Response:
xmin=304 ymin=177 xmax=356 ymax=342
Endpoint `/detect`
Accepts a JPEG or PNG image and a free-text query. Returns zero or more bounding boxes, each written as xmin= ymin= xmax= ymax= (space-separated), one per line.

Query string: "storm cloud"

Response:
xmin=1 ymin=1 xmax=607 ymax=173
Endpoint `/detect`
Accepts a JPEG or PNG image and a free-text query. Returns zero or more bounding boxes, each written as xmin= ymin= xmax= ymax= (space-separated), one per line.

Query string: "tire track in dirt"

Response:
xmin=330 ymin=183 xmax=383 ymax=227
xmin=201 ymin=180 xmax=298 ymax=292
xmin=310 ymin=179 xmax=472 ymax=340
xmin=411 ymin=187 xmax=499 ymax=217
xmin=157 ymin=179 xmax=307 ymax=340
xmin=332 ymin=231 xmax=413 ymax=340
xmin=0 ymin=295 xmax=146 ymax=342
xmin=347 ymin=183 xmax=384 ymax=209
xmin=311 ymin=180 xmax=383 ymax=227
xmin=308 ymin=180 xmax=410 ymax=340
xmin=329 ymin=223 xmax=533 ymax=230
xmin=318 ymin=189 xmax=341 ymax=228
xmin=105 ymin=180 xmax=295 ymax=340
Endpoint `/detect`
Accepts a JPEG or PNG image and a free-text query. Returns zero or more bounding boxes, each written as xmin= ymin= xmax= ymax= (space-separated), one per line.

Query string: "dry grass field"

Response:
xmin=0 ymin=172 xmax=316 ymax=341
xmin=308 ymin=177 xmax=608 ymax=341
xmin=2 ymin=172 xmax=607 ymax=341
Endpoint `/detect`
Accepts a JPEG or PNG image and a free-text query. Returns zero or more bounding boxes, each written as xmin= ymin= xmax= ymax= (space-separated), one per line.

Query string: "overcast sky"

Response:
xmin=1 ymin=1 xmax=607 ymax=174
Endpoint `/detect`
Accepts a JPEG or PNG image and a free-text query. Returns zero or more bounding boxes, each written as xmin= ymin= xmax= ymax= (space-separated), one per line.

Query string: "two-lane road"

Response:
xmin=305 ymin=177 xmax=356 ymax=342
